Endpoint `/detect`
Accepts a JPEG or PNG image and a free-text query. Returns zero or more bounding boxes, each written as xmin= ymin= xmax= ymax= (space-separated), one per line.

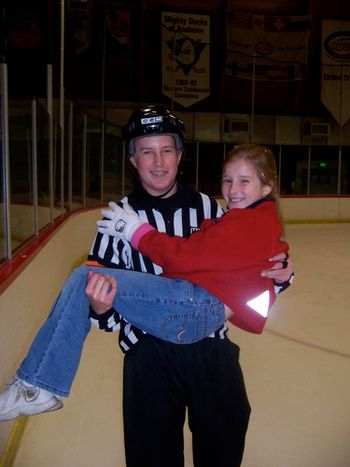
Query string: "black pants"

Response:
xmin=123 ymin=336 xmax=251 ymax=467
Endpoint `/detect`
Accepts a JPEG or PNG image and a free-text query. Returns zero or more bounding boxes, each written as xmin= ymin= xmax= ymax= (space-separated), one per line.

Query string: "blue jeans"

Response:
xmin=17 ymin=266 xmax=225 ymax=396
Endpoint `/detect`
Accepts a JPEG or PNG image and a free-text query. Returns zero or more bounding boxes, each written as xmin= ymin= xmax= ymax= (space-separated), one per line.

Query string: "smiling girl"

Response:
xmin=0 ymin=144 xmax=290 ymax=422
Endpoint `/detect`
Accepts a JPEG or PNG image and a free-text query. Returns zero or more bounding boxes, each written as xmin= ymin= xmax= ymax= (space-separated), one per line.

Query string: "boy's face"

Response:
xmin=130 ymin=135 xmax=182 ymax=197
xmin=221 ymin=159 xmax=271 ymax=210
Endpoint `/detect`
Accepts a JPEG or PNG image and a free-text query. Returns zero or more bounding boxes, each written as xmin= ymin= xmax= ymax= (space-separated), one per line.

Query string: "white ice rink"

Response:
xmin=10 ymin=223 xmax=350 ymax=467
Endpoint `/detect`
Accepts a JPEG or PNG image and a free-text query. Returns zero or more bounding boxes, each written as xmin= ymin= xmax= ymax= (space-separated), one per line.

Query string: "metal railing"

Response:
xmin=2 ymin=63 xmax=350 ymax=265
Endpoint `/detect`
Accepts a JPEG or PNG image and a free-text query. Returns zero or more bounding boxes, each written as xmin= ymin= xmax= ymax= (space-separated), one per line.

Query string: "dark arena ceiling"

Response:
xmin=4 ymin=0 xmax=350 ymax=117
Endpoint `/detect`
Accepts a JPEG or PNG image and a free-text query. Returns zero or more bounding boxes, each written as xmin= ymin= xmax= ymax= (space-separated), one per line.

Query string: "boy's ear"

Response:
xmin=129 ymin=155 xmax=137 ymax=169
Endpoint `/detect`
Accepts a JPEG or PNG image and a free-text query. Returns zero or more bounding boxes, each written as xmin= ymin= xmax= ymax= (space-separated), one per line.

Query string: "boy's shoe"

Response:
xmin=0 ymin=376 xmax=63 ymax=421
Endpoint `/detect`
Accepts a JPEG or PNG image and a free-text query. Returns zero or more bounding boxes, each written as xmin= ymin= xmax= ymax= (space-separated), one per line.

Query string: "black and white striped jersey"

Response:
xmin=87 ymin=179 xmax=228 ymax=353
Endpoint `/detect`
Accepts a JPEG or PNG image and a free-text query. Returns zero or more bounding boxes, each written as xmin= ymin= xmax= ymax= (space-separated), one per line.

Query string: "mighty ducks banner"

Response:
xmin=321 ymin=21 xmax=350 ymax=126
xmin=161 ymin=12 xmax=210 ymax=108
xmin=226 ymin=11 xmax=311 ymax=81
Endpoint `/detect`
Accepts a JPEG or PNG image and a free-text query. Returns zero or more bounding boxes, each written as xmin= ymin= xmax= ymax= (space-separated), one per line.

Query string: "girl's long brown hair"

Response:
xmin=223 ymin=144 xmax=278 ymax=196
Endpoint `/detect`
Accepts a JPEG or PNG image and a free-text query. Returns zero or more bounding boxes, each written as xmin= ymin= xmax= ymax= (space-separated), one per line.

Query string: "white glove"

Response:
xmin=96 ymin=201 xmax=145 ymax=242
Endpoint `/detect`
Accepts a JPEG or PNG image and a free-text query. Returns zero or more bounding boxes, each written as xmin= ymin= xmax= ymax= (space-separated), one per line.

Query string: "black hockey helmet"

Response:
xmin=122 ymin=104 xmax=185 ymax=155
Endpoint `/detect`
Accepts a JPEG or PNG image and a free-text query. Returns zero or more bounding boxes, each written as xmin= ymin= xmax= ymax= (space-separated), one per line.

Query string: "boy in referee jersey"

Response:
xmin=0 ymin=106 xmax=293 ymax=467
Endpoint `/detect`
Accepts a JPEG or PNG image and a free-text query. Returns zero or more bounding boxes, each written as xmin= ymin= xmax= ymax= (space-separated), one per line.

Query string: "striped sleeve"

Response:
xmin=88 ymin=192 xmax=227 ymax=352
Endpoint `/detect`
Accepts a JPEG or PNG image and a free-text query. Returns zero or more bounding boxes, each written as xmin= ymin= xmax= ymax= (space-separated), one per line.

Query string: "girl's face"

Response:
xmin=221 ymin=158 xmax=272 ymax=210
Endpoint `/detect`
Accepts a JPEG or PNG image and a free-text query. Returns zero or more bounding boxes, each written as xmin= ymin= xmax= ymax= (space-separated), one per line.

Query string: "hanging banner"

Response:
xmin=321 ymin=21 xmax=350 ymax=126
xmin=226 ymin=11 xmax=311 ymax=80
xmin=161 ymin=12 xmax=210 ymax=108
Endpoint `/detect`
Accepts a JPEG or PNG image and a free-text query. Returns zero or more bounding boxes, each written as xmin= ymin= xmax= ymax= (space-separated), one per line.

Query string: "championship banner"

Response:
xmin=226 ymin=11 xmax=311 ymax=81
xmin=162 ymin=12 xmax=210 ymax=108
xmin=321 ymin=21 xmax=350 ymax=126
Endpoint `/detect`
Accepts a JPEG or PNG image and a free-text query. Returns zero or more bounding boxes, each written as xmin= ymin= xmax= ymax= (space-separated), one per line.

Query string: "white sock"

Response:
xmin=17 ymin=376 xmax=57 ymax=397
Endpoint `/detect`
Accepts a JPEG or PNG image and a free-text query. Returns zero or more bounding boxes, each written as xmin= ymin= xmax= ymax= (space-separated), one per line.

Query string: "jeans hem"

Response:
xmin=16 ymin=370 xmax=69 ymax=397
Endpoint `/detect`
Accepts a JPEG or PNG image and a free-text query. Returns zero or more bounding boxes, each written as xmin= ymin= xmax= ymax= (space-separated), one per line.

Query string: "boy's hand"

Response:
xmin=85 ymin=270 xmax=117 ymax=315
xmin=261 ymin=253 xmax=293 ymax=283
xmin=97 ymin=201 xmax=144 ymax=241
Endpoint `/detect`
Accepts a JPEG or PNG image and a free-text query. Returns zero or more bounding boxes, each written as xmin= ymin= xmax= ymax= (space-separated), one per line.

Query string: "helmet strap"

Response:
xmin=153 ymin=178 xmax=178 ymax=199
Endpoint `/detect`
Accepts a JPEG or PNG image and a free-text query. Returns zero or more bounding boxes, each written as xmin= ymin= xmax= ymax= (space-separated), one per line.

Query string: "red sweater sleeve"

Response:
xmin=138 ymin=202 xmax=287 ymax=277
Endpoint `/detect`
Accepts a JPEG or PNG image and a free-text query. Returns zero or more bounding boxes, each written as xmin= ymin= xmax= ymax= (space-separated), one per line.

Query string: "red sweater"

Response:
xmin=132 ymin=200 xmax=289 ymax=334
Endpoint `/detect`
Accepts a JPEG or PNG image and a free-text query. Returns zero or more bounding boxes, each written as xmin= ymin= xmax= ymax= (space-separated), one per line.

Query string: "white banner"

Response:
xmin=321 ymin=21 xmax=350 ymax=126
xmin=226 ymin=11 xmax=311 ymax=80
xmin=161 ymin=12 xmax=210 ymax=108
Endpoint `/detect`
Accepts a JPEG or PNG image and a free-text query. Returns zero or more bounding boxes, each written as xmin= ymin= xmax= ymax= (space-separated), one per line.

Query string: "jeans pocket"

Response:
xmin=160 ymin=311 xmax=199 ymax=344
